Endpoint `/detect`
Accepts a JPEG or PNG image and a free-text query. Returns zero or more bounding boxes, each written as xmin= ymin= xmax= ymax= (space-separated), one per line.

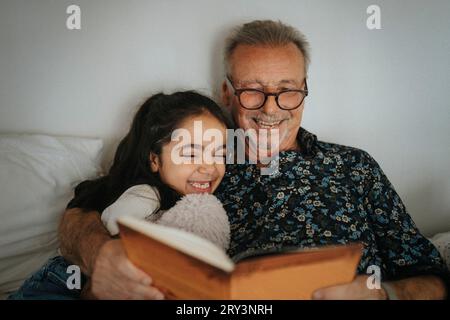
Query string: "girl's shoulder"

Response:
xmin=119 ymin=184 xmax=160 ymax=202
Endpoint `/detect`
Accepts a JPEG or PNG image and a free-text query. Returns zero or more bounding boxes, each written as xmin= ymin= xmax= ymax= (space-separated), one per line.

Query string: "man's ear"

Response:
xmin=221 ymin=80 xmax=231 ymax=109
xmin=149 ymin=153 xmax=160 ymax=173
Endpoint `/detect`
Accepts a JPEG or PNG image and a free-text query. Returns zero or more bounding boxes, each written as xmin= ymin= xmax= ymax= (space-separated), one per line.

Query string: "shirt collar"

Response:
xmin=296 ymin=127 xmax=318 ymax=157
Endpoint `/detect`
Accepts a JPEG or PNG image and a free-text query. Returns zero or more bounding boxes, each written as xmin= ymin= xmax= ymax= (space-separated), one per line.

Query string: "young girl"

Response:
xmin=8 ymin=91 xmax=233 ymax=300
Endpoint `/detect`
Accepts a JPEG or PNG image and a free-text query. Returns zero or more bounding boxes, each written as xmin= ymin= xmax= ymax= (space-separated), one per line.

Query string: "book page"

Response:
xmin=117 ymin=215 xmax=235 ymax=272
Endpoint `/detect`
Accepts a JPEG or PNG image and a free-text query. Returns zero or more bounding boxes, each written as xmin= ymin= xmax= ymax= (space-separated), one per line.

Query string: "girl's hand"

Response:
xmin=312 ymin=275 xmax=388 ymax=300
xmin=90 ymin=239 xmax=165 ymax=300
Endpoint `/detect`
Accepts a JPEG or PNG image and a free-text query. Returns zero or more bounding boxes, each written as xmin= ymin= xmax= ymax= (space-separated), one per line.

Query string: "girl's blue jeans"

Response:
xmin=7 ymin=256 xmax=87 ymax=300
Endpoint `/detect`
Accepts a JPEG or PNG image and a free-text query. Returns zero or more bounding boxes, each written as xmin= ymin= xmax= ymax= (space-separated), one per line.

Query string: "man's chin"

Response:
xmin=251 ymin=137 xmax=284 ymax=156
xmin=246 ymin=145 xmax=282 ymax=163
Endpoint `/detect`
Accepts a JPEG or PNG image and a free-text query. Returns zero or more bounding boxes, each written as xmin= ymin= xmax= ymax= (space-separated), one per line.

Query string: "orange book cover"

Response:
xmin=118 ymin=216 xmax=363 ymax=300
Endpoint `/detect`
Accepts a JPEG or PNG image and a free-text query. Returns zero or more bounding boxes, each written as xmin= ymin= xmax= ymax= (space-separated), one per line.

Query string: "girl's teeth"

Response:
xmin=191 ymin=182 xmax=210 ymax=189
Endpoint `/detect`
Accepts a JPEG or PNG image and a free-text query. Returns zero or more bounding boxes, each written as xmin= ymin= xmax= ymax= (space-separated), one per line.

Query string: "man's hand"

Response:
xmin=312 ymin=275 xmax=387 ymax=300
xmin=312 ymin=274 xmax=447 ymax=300
xmin=59 ymin=208 xmax=164 ymax=300
xmin=89 ymin=239 xmax=165 ymax=300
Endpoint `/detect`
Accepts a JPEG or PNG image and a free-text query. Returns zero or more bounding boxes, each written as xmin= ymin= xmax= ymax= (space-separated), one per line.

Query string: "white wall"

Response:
xmin=0 ymin=0 xmax=449 ymax=236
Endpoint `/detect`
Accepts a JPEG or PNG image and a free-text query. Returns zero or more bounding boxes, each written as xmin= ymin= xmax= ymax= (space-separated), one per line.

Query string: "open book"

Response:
xmin=118 ymin=216 xmax=363 ymax=300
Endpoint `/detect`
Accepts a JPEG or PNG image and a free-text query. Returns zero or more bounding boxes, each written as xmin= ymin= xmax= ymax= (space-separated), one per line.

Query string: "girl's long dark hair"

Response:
xmin=70 ymin=91 xmax=232 ymax=212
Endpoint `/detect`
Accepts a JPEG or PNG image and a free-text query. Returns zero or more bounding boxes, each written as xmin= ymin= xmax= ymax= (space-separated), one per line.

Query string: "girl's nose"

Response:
xmin=198 ymin=163 xmax=217 ymax=175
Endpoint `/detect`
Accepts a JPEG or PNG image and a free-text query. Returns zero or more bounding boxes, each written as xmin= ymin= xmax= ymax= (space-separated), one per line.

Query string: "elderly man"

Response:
xmin=215 ymin=20 xmax=449 ymax=300
xmin=56 ymin=20 xmax=448 ymax=300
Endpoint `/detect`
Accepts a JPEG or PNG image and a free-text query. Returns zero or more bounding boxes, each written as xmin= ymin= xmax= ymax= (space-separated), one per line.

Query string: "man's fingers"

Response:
xmin=119 ymin=261 xmax=165 ymax=299
xmin=92 ymin=239 xmax=164 ymax=299
xmin=312 ymin=276 xmax=375 ymax=300
xmin=119 ymin=259 xmax=153 ymax=285
xmin=123 ymin=263 xmax=165 ymax=299
xmin=312 ymin=284 xmax=348 ymax=300
xmin=132 ymin=283 xmax=165 ymax=300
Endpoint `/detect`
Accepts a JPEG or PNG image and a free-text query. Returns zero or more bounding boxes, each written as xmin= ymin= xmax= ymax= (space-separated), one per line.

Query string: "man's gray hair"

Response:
xmin=224 ymin=20 xmax=311 ymax=75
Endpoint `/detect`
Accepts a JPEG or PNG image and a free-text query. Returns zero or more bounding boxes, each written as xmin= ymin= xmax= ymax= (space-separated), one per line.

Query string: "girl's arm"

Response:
xmin=101 ymin=184 xmax=161 ymax=236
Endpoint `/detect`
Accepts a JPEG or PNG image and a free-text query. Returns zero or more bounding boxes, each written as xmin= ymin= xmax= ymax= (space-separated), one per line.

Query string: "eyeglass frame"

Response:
xmin=226 ymin=75 xmax=309 ymax=110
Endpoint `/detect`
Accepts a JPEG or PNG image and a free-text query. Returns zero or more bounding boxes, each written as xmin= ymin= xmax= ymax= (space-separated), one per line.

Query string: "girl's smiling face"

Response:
xmin=150 ymin=111 xmax=227 ymax=196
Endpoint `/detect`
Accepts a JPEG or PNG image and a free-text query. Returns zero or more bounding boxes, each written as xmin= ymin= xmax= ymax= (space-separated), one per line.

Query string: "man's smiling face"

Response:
xmin=222 ymin=43 xmax=307 ymax=155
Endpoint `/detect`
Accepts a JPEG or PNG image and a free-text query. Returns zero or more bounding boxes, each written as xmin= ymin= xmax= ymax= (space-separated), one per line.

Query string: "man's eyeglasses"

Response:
xmin=226 ymin=75 xmax=308 ymax=110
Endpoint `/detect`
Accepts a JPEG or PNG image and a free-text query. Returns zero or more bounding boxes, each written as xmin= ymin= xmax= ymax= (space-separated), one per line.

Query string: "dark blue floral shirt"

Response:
xmin=216 ymin=127 xmax=449 ymax=282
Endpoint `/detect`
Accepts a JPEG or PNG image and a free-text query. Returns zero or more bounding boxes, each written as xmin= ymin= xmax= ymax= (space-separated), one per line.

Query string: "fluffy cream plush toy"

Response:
xmin=154 ymin=193 xmax=230 ymax=251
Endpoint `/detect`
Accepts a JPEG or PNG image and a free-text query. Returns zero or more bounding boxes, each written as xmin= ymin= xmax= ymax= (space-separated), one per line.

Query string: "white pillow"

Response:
xmin=0 ymin=134 xmax=103 ymax=296
xmin=430 ymin=232 xmax=450 ymax=271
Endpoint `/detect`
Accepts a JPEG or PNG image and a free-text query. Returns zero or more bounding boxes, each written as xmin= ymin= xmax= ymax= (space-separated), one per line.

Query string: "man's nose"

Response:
xmin=261 ymin=95 xmax=279 ymax=115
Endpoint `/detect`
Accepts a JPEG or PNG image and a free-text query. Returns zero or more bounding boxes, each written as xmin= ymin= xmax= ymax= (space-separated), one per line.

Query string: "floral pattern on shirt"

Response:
xmin=216 ymin=127 xmax=449 ymax=281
